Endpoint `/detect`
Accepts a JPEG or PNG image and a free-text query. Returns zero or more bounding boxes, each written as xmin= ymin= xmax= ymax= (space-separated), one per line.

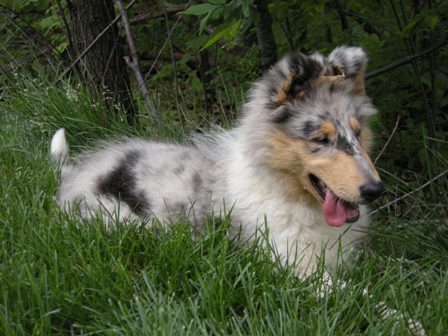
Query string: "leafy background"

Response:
xmin=4 ymin=0 xmax=446 ymax=209
xmin=0 ymin=1 xmax=447 ymax=334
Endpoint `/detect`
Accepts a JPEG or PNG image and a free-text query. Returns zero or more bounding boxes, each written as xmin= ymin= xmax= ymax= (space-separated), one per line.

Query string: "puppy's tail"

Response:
xmin=51 ymin=128 xmax=72 ymax=177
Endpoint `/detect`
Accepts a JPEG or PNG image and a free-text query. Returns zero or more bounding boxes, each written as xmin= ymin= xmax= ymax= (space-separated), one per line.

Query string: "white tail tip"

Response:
xmin=51 ymin=128 xmax=70 ymax=172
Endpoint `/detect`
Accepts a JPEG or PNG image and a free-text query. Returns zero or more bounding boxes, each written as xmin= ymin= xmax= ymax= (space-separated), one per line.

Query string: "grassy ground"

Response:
xmin=1 ymin=73 xmax=447 ymax=335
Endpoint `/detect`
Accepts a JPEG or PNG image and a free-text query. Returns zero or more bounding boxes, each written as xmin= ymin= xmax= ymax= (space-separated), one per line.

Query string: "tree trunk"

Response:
xmin=67 ymin=0 xmax=135 ymax=123
xmin=334 ymin=0 xmax=349 ymax=31
xmin=253 ymin=0 xmax=277 ymax=70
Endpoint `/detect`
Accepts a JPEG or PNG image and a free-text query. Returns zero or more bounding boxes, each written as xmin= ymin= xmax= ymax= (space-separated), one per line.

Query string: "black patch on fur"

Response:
xmin=192 ymin=173 xmax=202 ymax=194
xmin=268 ymin=83 xmax=278 ymax=97
xmin=351 ymin=60 xmax=363 ymax=74
xmin=97 ymin=151 xmax=150 ymax=216
xmin=317 ymin=113 xmax=330 ymax=121
xmin=335 ymin=135 xmax=355 ymax=155
xmin=287 ymin=53 xmax=323 ymax=100
xmin=174 ymin=164 xmax=185 ymax=175
xmin=272 ymin=106 xmax=293 ymax=123
xmin=302 ymin=120 xmax=317 ymax=137
xmin=266 ymin=82 xmax=282 ymax=110
xmin=174 ymin=202 xmax=187 ymax=215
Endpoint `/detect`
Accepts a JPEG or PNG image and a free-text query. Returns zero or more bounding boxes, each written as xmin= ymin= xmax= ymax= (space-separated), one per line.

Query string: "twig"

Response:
xmin=387 ymin=0 xmax=437 ymax=143
xmin=162 ymin=2 xmax=183 ymax=126
xmin=341 ymin=9 xmax=391 ymax=37
xmin=0 ymin=5 xmax=59 ymax=60
xmin=141 ymin=51 xmax=198 ymax=67
xmin=374 ymin=114 xmax=401 ymax=165
xmin=142 ymin=1 xmax=190 ymax=85
xmin=129 ymin=3 xmax=186 ymax=24
xmin=114 ymin=0 xmax=158 ymax=122
xmin=370 ymin=69 xmax=394 ymax=98
xmin=365 ymin=42 xmax=446 ymax=80
xmin=52 ymin=0 xmax=83 ymax=78
xmin=428 ymin=0 xmax=438 ymax=139
xmin=52 ymin=0 xmax=74 ymax=56
xmin=57 ymin=0 xmax=138 ymax=83
xmin=369 ymin=170 xmax=448 ymax=216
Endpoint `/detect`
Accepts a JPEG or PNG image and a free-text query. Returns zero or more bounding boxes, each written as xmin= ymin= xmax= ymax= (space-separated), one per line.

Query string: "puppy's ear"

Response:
xmin=271 ymin=52 xmax=323 ymax=106
xmin=327 ymin=46 xmax=367 ymax=94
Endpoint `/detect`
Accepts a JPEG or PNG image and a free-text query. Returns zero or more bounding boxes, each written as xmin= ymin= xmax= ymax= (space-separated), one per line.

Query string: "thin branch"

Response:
xmin=114 ymin=0 xmax=158 ymax=121
xmin=374 ymin=114 xmax=401 ymax=165
xmin=142 ymin=1 xmax=190 ymax=86
xmin=326 ymin=5 xmax=396 ymax=37
xmin=53 ymin=0 xmax=74 ymax=56
xmin=273 ymin=13 xmax=295 ymax=51
xmin=365 ymin=42 xmax=446 ymax=80
xmin=115 ymin=1 xmax=139 ymax=64
xmin=427 ymin=0 xmax=438 ymax=139
xmin=52 ymin=0 xmax=83 ymax=79
xmin=2 ymin=49 xmax=52 ymax=71
xmin=57 ymin=0 xmax=138 ymax=83
xmin=369 ymin=170 xmax=448 ymax=216
xmin=388 ymin=0 xmax=404 ymax=31
xmin=370 ymin=69 xmax=394 ymax=98
xmin=0 ymin=5 xmax=59 ymax=59
xmin=129 ymin=3 xmax=186 ymax=24
xmin=162 ymin=1 xmax=183 ymax=126
xmin=141 ymin=51 xmax=199 ymax=68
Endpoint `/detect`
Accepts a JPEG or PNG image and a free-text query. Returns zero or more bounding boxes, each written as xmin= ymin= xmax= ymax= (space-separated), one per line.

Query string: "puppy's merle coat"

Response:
xmin=52 ymin=46 xmax=383 ymax=277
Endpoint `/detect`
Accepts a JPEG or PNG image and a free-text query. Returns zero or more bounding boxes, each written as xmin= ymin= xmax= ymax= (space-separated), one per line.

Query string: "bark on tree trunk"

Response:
xmin=67 ymin=0 xmax=135 ymax=123
xmin=334 ymin=0 xmax=349 ymax=31
xmin=253 ymin=0 xmax=277 ymax=70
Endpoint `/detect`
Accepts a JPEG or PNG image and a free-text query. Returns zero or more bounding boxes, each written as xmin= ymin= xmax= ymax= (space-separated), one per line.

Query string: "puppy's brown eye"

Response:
xmin=313 ymin=135 xmax=329 ymax=145
xmin=354 ymin=129 xmax=361 ymax=138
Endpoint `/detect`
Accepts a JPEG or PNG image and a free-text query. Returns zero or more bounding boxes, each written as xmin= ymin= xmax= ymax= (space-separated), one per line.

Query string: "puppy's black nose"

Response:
xmin=360 ymin=182 xmax=384 ymax=203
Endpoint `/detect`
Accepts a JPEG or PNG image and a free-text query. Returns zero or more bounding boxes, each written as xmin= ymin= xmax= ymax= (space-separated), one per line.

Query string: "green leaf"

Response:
xmin=241 ymin=1 xmax=252 ymax=17
xmin=402 ymin=18 xmax=419 ymax=37
xmin=35 ymin=15 xmax=60 ymax=31
xmin=199 ymin=10 xmax=213 ymax=33
xmin=55 ymin=41 xmax=68 ymax=54
xmin=202 ymin=19 xmax=242 ymax=50
xmin=186 ymin=35 xmax=210 ymax=51
xmin=402 ymin=10 xmax=439 ymax=37
xmin=425 ymin=15 xmax=439 ymax=30
xmin=182 ymin=3 xmax=219 ymax=16
xmin=202 ymin=29 xmax=228 ymax=50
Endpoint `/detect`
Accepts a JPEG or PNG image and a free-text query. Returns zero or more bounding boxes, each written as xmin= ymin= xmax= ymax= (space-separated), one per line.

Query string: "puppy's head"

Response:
xmin=253 ymin=46 xmax=383 ymax=227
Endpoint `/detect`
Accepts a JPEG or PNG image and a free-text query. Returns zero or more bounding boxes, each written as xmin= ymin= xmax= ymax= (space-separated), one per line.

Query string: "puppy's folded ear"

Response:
xmin=269 ymin=52 xmax=323 ymax=106
xmin=262 ymin=52 xmax=322 ymax=122
xmin=327 ymin=46 xmax=368 ymax=94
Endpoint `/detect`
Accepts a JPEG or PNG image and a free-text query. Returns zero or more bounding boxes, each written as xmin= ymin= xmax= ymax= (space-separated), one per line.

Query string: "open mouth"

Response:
xmin=309 ymin=174 xmax=360 ymax=227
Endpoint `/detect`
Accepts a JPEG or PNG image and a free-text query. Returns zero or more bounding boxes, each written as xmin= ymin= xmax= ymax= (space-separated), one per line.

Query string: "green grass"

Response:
xmin=1 ymin=73 xmax=447 ymax=335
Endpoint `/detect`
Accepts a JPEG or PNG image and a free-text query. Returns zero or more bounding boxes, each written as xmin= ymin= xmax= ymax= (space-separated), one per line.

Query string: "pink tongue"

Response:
xmin=323 ymin=189 xmax=357 ymax=227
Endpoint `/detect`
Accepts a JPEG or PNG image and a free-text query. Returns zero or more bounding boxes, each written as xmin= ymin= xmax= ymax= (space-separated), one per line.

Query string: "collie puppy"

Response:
xmin=51 ymin=46 xmax=383 ymax=277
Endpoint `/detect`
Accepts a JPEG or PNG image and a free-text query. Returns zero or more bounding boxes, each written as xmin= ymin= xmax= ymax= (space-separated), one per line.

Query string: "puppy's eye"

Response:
xmin=354 ymin=129 xmax=361 ymax=138
xmin=313 ymin=135 xmax=329 ymax=145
